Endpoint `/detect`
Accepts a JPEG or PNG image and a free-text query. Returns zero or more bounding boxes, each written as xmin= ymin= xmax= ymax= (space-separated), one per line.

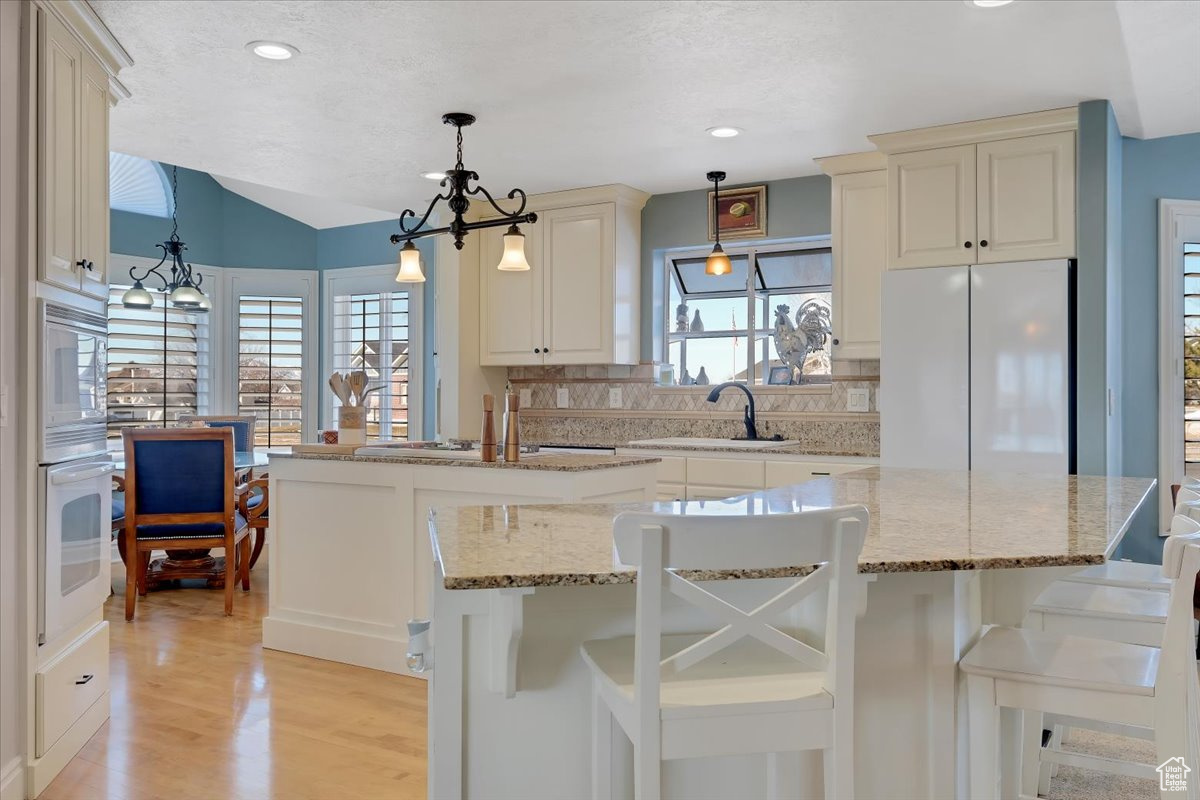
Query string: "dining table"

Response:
xmin=112 ymin=449 xmax=271 ymax=590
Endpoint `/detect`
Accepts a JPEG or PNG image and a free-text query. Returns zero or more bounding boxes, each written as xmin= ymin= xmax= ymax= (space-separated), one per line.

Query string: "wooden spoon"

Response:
xmin=329 ymin=372 xmax=350 ymax=405
xmin=348 ymin=371 xmax=368 ymax=406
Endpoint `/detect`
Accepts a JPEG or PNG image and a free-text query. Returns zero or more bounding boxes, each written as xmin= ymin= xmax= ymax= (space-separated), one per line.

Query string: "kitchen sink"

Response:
xmin=627 ymin=437 xmax=798 ymax=450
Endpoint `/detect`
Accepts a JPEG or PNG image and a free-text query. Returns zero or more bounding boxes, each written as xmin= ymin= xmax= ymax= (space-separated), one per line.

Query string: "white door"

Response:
xmin=887 ymin=146 xmax=977 ymax=270
xmin=78 ymin=54 xmax=110 ymax=299
xmin=38 ymin=11 xmax=82 ymax=292
xmin=970 ymin=260 xmax=1071 ymax=474
xmin=478 ymin=222 xmax=544 ymax=366
xmin=832 ymin=170 xmax=886 ymax=358
xmin=975 ymin=132 xmax=1075 ymax=263
xmin=880 ymin=266 xmax=970 ymax=469
xmin=542 ymin=203 xmax=615 ymax=364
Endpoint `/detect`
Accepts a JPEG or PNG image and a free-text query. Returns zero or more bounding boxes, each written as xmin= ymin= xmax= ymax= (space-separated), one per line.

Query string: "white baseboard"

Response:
xmin=0 ymin=755 xmax=25 ymax=800
xmin=262 ymin=615 xmax=426 ymax=679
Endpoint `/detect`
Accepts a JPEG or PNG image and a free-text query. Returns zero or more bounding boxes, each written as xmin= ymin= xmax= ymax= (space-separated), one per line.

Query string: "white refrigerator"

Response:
xmin=880 ymin=259 xmax=1073 ymax=474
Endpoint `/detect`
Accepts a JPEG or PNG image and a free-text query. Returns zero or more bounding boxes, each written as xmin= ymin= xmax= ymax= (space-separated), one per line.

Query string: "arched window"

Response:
xmin=109 ymin=152 xmax=173 ymax=217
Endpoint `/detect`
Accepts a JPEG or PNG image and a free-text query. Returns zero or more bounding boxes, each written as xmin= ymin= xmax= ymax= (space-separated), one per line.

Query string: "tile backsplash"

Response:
xmin=508 ymin=360 xmax=880 ymax=456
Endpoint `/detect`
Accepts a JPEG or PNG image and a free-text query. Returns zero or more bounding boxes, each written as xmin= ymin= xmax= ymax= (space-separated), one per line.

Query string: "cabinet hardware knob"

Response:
xmin=832 ymin=338 xmax=839 ymax=346
xmin=964 ymin=241 xmax=973 ymax=249
xmin=75 ymin=674 xmax=94 ymax=685
xmin=76 ymin=259 xmax=93 ymax=270
xmin=979 ymin=239 xmax=988 ymax=247
xmin=533 ymin=348 xmax=541 ymax=354
xmin=543 ymin=347 xmax=549 ymax=354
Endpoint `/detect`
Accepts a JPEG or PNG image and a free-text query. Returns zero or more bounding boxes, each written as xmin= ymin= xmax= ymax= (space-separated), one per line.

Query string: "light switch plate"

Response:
xmin=519 ymin=388 xmax=532 ymax=408
xmin=847 ymin=387 xmax=870 ymax=413
xmin=609 ymin=387 xmax=622 ymax=408
xmin=556 ymin=387 xmax=570 ymax=408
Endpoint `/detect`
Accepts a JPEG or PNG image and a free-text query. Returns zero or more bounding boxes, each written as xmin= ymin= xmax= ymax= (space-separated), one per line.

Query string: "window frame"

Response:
xmin=661 ymin=238 xmax=833 ymax=386
xmin=321 ymin=264 xmax=424 ymax=439
xmin=221 ymin=268 xmax=319 ymax=447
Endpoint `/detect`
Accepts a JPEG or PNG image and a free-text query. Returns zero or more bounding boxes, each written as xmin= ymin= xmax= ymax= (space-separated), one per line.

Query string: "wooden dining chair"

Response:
xmin=177 ymin=414 xmax=257 ymax=453
xmin=238 ymin=472 xmax=269 ymax=569
xmin=121 ymin=427 xmax=252 ymax=620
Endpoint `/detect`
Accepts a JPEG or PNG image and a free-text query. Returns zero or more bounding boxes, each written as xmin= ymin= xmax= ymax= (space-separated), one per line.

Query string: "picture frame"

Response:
xmin=767 ymin=365 xmax=794 ymax=385
xmin=708 ymin=184 xmax=767 ymax=241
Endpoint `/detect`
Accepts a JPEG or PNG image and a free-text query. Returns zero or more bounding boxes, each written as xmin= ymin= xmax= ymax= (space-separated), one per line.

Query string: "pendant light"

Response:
xmin=705 ymin=170 xmax=732 ymax=276
xmin=394 ymin=240 xmax=426 ymax=283
xmin=121 ymin=165 xmax=212 ymax=311
xmin=497 ymin=225 xmax=532 ymax=271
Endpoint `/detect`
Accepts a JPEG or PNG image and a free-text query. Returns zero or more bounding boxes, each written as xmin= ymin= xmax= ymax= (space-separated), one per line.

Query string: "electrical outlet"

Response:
xmin=556 ymin=387 xmax=570 ymax=408
xmin=847 ymin=387 xmax=870 ymax=413
xmin=608 ymin=387 xmax=622 ymax=408
xmin=519 ymin=388 xmax=532 ymax=408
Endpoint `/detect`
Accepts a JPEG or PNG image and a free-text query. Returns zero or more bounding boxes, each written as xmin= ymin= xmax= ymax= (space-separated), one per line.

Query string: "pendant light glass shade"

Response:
xmin=497 ymin=225 xmax=531 ymax=271
xmin=394 ymin=240 xmax=426 ymax=283
xmin=196 ymin=292 xmax=212 ymax=313
xmin=121 ymin=281 xmax=154 ymax=309
xmin=169 ymin=282 xmax=204 ymax=308
xmin=705 ymin=243 xmax=732 ymax=276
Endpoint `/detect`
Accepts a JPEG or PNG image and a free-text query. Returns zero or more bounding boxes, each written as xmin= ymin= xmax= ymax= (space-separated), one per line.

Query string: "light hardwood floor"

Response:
xmin=41 ymin=562 xmax=428 ymax=800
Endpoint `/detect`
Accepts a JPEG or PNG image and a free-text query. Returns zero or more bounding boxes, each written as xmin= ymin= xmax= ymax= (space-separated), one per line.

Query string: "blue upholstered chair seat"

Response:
xmin=136 ymin=513 xmax=247 ymax=540
xmin=112 ymin=495 xmax=125 ymax=520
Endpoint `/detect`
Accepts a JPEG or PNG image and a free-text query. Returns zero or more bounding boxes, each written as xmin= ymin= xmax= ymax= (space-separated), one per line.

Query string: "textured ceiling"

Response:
xmin=91 ymin=0 xmax=1199 ymax=225
xmin=210 ymin=174 xmax=398 ymax=229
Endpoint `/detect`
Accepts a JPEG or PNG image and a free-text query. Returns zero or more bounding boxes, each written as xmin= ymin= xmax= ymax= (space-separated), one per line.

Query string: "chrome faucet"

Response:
xmin=706 ymin=382 xmax=759 ymax=440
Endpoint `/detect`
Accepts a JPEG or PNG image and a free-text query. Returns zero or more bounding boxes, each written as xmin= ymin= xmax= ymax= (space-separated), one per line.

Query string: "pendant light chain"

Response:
xmin=455 ymin=124 xmax=465 ymax=172
xmin=171 ymin=164 xmax=180 ymax=240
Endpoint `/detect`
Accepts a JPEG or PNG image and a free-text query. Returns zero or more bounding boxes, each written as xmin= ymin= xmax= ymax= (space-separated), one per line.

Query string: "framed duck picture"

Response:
xmin=708 ymin=184 xmax=766 ymax=241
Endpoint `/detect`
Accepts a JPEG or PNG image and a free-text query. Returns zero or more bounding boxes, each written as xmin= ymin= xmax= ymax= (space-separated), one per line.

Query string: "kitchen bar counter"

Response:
xmin=431 ymin=467 xmax=1153 ymax=588
xmin=270 ymin=450 xmax=659 ymax=472
xmin=427 ymin=467 xmax=1155 ymax=800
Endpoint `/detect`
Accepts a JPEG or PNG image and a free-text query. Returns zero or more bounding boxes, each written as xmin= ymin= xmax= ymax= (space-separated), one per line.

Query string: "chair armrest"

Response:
xmin=238 ymin=477 xmax=269 ymax=523
xmin=112 ymin=474 xmax=126 ymax=493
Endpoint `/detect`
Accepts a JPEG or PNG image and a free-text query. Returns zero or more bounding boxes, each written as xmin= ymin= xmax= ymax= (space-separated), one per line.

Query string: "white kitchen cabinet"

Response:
xmin=617 ymin=448 xmax=877 ymax=499
xmin=35 ymin=621 xmax=109 ymax=757
xmin=975 ymin=131 xmax=1075 ymax=263
xmin=831 ymin=169 xmax=886 ymax=358
xmin=37 ymin=8 xmax=112 ymax=298
xmin=479 ymin=185 xmax=648 ymax=367
xmin=887 ymin=145 xmax=977 ymax=270
xmin=478 ymin=222 xmax=544 ymax=366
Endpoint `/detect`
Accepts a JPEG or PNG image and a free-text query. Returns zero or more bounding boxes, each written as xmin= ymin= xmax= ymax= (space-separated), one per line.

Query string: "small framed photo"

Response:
xmin=767 ymin=365 xmax=794 ymax=385
xmin=708 ymin=184 xmax=767 ymax=241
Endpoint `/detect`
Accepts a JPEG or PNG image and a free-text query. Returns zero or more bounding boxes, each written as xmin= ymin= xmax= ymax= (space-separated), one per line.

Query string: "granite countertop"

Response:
xmin=270 ymin=451 xmax=660 ymax=472
xmin=430 ymin=467 xmax=1155 ymax=589
xmin=613 ymin=441 xmax=875 ymax=458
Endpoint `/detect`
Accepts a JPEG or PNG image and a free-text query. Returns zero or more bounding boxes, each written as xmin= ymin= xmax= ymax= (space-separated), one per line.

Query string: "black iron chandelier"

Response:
xmin=121 ymin=165 xmax=211 ymax=311
xmin=390 ymin=113 xmax=538 ymax=282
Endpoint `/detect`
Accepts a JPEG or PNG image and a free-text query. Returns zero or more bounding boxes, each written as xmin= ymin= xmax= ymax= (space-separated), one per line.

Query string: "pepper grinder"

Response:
xmin=503 ymin=392 xmax=521 ymax=463
xmin=480 ymin=394 xmax=497 ymax=462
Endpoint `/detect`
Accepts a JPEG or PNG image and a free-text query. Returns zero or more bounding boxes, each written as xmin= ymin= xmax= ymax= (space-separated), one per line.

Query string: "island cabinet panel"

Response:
xmin=263 ymin=455 xmax=657 ymax=675
xmin=685 ymin=457 xmax=764 ymax=489
xmin=831 ymin=170 xmax=887 ymax=359
xmin=478 ymin=221 xmax=544 ymax=365
xmin=975 ymin=131 xmax=1076 ymax=263
xmin=887 ymin=145 xmax=976 ymax=270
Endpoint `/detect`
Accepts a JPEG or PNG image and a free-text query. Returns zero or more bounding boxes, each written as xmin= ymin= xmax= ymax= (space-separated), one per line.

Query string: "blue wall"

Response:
xmin=1117 ymin=132 xmax=1200 ymax=562
xmin=639 ymin=175 xmax=832 ymax=361
xmin=110 ymin=159 xmax=438 ymax=438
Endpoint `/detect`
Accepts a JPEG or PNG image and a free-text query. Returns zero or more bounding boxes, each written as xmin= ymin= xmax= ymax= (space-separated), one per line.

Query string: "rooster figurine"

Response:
xmin=772 ymin=301 xmax=831 ymax=383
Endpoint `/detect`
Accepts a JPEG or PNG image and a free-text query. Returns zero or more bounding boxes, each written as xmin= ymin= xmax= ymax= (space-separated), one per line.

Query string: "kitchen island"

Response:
xmin=427 ymin=467 xmax=1154 ymax=800
xmin=262 ymin=450 xmax=658 ymax=674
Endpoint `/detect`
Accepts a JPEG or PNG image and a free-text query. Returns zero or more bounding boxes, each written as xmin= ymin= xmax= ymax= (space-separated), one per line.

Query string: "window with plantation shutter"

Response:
xmin=330 ymin=290 xmax=411 ymax=440
xmin=106 ymin=285 xmax=208 ymax=439
xmin=1184 ymin=243 xmax=1200 ymax=478
xmin=237 ymin=295 xmax=304 ymax=446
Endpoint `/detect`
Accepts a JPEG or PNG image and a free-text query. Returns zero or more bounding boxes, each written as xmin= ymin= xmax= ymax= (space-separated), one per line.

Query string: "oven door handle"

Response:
xmin=50 ymin=463 xmax=116 ymax=485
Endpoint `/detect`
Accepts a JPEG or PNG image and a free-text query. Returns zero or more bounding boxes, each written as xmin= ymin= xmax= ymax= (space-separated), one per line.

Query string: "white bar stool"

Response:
xmin=961 ymin=533 xmax=1200 ymax=800
xmin=580 ymin=505 xmax=868 ymax=800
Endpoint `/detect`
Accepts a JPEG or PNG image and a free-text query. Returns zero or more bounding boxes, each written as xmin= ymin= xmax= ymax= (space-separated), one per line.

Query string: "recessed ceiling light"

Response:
xmin=707 ymin=126 xmax=742 ymax=138
xmin=421 ymin=171 xmax=448 ymax=181
xmin=965 ymin=0 xmax=1014 ymax=7
xmin=246 ymin=41 xmax=299 ymax=60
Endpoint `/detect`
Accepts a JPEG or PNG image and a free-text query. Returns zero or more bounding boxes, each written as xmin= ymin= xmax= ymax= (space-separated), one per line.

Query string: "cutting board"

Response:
xmin=290 ymin=443 xmax=364 ymax=455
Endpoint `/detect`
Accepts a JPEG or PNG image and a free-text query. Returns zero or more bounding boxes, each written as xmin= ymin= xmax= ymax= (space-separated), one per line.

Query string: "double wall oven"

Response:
xmin=38 ymin=299 xmax=112 ymax=645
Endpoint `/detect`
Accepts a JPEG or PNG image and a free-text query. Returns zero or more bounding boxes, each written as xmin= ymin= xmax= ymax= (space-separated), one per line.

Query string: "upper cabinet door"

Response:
xmin=479 ymin=222 xmax=544 ymax=366
xmin=78 ymin=55 xmax=110 ymax=299
xmin=542 ymin=203 xmax=615 ymax=365
xmin=975 ymin=131 xmax=1075 ymax=264
xmin=887 ymin=145 xmax=976 ymax=270
xmin=832 ymin=170 xmax=886 ymax=359
xmin=39 ymin=11 xmax=82 ymax=291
